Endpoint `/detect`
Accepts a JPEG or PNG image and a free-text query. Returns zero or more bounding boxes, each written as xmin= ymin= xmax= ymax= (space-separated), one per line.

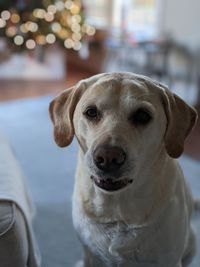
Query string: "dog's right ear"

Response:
xmin=49 ymin=73 xmax=108 ymax=147
xmin=49 ymin=83 xmax=86 ymax=147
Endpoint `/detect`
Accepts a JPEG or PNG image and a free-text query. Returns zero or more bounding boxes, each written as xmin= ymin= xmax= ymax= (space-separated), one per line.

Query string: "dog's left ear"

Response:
xmin=160 ymin=86 xmax=198 ymax=158
xmin=49 ymin=83 xmax=86 ymax=147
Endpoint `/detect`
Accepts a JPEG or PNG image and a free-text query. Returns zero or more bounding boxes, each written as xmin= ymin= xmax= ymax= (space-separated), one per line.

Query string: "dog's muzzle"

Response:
xmin=91 ymin=145 xmax=132 ymax=191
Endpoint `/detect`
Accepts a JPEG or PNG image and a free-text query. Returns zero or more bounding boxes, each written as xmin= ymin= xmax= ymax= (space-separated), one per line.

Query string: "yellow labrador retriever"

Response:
xmin=49 ymin=72 xmax=198 ymax=267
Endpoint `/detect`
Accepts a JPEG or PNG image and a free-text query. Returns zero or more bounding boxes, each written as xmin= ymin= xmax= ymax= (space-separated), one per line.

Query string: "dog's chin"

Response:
xmin=91 ymin=175 xmax=133 ymax=193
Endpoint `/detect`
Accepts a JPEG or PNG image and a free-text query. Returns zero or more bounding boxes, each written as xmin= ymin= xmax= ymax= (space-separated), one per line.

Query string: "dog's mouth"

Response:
xmin=91 ymin=176 xmax=133 ymax=192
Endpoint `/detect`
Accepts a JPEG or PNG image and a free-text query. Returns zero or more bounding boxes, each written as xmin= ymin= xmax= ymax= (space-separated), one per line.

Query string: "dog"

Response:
xmin=49 ymin=72 xmax=198 ymax=267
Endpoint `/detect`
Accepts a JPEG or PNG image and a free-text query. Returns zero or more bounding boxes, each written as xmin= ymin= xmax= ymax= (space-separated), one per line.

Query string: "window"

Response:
xmin=125 ymin=0 xmax=157 ymax=39
xmin=83 ymin=0 xmax=158 ymax=40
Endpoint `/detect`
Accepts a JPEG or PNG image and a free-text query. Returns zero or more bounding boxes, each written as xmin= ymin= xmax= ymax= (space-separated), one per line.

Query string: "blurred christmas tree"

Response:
xmin=0 ymin=0 xmax=95 ymax=51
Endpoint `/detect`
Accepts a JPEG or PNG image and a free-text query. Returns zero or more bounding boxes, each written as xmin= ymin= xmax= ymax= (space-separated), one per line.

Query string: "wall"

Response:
xmin=159 ymin=0 xmax=200 ymax=50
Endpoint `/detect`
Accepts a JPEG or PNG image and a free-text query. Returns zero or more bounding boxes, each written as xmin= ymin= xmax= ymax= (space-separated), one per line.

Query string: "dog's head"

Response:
xmin=49 ymin=72 xmax=197 ymax=193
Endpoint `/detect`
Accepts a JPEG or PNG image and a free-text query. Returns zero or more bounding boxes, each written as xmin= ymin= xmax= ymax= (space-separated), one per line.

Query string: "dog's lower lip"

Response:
xmin=91 ymin=176 xmax=133 ymax=191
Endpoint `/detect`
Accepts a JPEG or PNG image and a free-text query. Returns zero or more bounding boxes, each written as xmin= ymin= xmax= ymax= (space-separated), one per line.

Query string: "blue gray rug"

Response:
xmin=0 ymin=95 xmax=199 ymax=267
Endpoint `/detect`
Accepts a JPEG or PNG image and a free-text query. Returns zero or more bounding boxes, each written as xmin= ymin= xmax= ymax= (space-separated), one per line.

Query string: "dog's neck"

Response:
xmin=74 ymin=150 xmax=177 ymax=226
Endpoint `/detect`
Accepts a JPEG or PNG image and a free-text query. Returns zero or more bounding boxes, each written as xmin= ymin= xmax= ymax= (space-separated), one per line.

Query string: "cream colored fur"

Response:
xmin=49 ymin=72 xmax=198 ymax=267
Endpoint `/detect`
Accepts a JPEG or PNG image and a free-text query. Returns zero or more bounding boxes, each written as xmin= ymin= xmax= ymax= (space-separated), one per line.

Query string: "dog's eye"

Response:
xmin=130 ymin=108 xmax=152 ymax=126
xmin=84 ymin=106 xmax=99 ymax=119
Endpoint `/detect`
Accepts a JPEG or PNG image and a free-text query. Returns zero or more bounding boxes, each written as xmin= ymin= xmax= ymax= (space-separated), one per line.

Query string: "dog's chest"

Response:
xmin=73 ymin=202 xmax=161 ymax=266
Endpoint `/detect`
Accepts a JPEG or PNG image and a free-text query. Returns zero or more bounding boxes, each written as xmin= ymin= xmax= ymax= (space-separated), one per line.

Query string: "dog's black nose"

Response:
xmin=93 ymin=146 xmax=126 ymax=172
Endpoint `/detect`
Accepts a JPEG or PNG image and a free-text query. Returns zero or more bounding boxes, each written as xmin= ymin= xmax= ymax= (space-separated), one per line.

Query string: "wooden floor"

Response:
xmin=0 ymin=67 xmax=199 ymax=160
xmin=0 ymin=68 xmax=90 ymax=101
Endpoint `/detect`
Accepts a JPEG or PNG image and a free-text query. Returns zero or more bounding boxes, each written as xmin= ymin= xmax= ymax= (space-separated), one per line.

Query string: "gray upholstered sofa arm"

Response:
xmin=0 ymin=201 xmax=29 ymax=266
xmin=0 ymin=133 xmax=41 ymax=267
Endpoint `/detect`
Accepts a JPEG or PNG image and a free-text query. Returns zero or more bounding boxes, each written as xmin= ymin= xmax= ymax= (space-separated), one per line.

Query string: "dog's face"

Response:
xmin=73 ymin=76 xmax=168 ymax=192
xmin=49 ymin=73 xmax=197 ymax=193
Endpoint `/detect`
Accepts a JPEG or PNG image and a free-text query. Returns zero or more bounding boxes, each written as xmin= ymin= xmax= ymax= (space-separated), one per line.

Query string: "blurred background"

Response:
xmin=0 ymin=0 xmax=199 ymax=157
xmin=0 ymin=1 xmax=199 ymax=267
